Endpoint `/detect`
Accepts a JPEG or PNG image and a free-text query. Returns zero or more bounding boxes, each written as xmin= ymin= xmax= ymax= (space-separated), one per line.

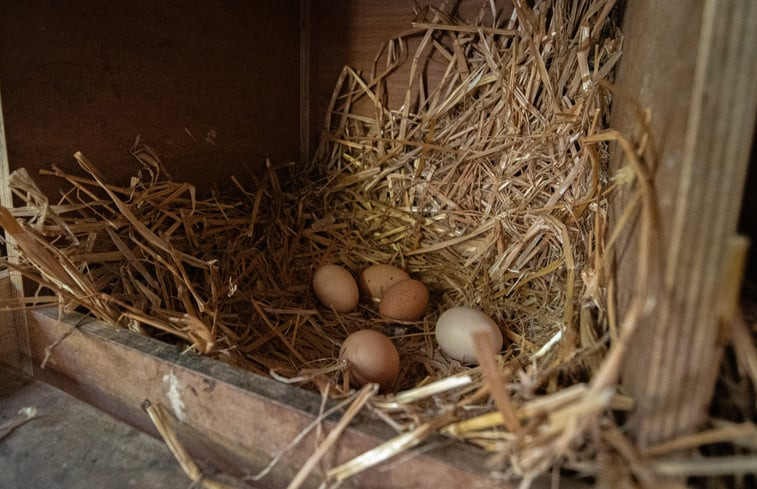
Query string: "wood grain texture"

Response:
xmin=0 ymin=271 xmax=22 ymax=371
xmin=611 ymin=0 xmax=757 ymax=446
xmin=0 ymin=94 xmax=30 ymax=374
xmin=0 ymin=366 xmax=187 ymax=489
xmin=300 ymin=0 xmax=312 ymax=165
xmin=0 ymin=0 xmax=300 ymax=196
xmin=24 ymin=307 xmax=566 ymax=489
xmin=736 ymin=124 xmax=757 ymax=281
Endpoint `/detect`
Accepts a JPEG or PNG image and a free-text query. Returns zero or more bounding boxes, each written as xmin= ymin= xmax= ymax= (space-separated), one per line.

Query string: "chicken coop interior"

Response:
xmin=1 ymin=1 xmax=756 ymax=488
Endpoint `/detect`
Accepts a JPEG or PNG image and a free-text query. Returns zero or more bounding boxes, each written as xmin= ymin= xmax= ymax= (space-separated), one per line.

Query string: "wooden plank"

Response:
xmin=737 ymin=122 xmax=757 ymax=280
xmin=0 ymin=90 xmax=31 ymax=374
xmin=0 ymin=366 xmax=186 ymax=489
xmin=0 ymin=271 xmax=21 ymax=370
xmin=300 ymin=0 xmax=312 ymax=165
xmin=610 ymin=0 xmax=757 ymax=446
xmin=25 ymin=307 xmax=567 ymax=489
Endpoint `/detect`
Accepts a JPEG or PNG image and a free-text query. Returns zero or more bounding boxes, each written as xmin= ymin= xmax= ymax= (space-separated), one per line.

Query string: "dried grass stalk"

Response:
xmin=0 ymin=407 xmax=38 ymax=441
xmin=145 ymin=401 xmax=247 ymax=489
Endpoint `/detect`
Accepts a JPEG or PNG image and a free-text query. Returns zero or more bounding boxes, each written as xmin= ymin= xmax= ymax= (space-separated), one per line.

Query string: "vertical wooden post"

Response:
xmin=299 ymin=0 xmax=312 ymax=165
xmin=0 ymin=89 xmax=32 ymax=374
xmin=611 ymin=0 xmax=757 ymax=446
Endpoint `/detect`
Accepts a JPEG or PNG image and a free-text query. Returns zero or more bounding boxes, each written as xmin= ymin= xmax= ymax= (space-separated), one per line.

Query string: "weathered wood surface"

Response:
xmin=611 ymin=0 xmax=757 ymax=446
xmin=0 ymin=271 xmax=23 ymax=372
xmin=24 ymin=307 xmax=552 ymax=489
xmin=0 ymin=366 xmax=187 ymax=489
xmin=0 ymin=97 xmax=30 ymax=374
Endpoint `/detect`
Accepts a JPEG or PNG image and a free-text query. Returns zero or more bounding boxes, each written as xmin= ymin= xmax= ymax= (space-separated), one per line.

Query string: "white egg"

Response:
xmin=435 ymin=306 xmax=503 ymax=363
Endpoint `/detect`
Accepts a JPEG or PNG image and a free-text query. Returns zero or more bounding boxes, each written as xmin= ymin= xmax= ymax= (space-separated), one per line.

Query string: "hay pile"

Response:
xmin=306 ymin=0 xmax=622 ymax=382
xmin=0 ymin=0 xmax=657 ymax=486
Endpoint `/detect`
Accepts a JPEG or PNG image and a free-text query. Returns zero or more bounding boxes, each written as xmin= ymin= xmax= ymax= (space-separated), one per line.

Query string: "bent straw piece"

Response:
xmin=474 ymin=331 xmax=521 ymax=433
xmin=74 ymin=152 xmax=175 ymax=256
xmin=286 ymin=383 xmax=377 ymax=489
xmin=374 ymin=373 xmax=475 ymax=409
xmin=145 ymin=401 xmax=245 ymax=489
xmin=649 ymin=455 xmax=757 ymax=478
xmin=0 ymin=407 xmax=38 ymax=441
xmin=643 ymin=421 xmax=757 ymax=458
xmin=326 ymin=410 xmax=456 ymax=483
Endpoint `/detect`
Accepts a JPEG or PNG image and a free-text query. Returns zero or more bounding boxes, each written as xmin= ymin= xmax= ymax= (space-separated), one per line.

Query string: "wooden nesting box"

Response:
xmin=1 ymin=1 xmax=756 ymax=487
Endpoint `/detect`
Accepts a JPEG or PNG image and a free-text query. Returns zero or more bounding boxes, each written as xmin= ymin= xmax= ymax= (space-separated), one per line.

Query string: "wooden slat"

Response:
xmin=0 ymin=271 xmax=21 ymax=370
xmin=25 ymin=307 xmax=565 ymax=489
xmin=611 ymin=0 xmax=757 ymax=446
xmin=0 ymin=91 xmax=31 ymax=374
xmin=300 ymin=0 xmax=312 ymax=165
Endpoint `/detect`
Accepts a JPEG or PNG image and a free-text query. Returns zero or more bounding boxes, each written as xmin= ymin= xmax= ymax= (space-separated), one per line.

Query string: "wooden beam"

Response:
xmin=300 ymin=0 xmax=312 ymax=165
xmin=611 ymin=0 xmax=757 ymax=446
xmin=0 ymin=90 xmax=31 ymax=374
xmin=25 ymin=307 xmax=561 ymax=489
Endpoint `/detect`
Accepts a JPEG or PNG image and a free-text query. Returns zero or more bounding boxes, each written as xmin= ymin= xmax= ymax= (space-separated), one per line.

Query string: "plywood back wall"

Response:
xmin=0 ymin=1 xmax=300 ymax=196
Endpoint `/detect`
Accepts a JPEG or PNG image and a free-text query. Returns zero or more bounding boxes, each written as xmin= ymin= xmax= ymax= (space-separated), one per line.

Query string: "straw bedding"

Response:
xmin=7 ymin=1 xmax=752 ymax=487
xmin=2 ymin=3 xmax=622 ymax=366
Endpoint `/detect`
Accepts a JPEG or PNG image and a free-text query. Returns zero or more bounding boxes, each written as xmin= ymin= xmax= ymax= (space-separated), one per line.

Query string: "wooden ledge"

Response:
xmin=23 ymin=307 xmax=537 ymax=489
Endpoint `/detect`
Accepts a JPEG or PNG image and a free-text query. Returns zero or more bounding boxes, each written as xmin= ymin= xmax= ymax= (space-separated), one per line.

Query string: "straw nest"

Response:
xmin=4 ymin=1 xmax=725 ymax=487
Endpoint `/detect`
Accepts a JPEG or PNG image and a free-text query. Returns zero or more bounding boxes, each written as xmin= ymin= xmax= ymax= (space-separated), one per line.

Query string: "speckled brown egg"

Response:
xmin=312 ymin=264 xmax=359 ymax=313
xmin=339 ymin=329 xmax=400 ymax=389
xmin=379 ymin=279 xmax=429 ymax=321
xmin=358 ymin=264 xmax=410 ymax=299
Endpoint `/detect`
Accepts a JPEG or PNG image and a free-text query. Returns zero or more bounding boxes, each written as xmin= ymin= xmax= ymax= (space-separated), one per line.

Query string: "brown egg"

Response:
xmin=312 ymin=264 xmax=359 ymax=313
xmin=339 ymin=330 xmax=400 ymax=389
xmin=379 ymin=279 xmax=429 ymax=321
xmin=358 ymin=264 xmax=410 ymax=299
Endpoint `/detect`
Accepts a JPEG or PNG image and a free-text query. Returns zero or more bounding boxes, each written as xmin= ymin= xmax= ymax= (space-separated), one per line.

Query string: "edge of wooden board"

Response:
xmin=25 ymin=306 xmax=583 ymax=489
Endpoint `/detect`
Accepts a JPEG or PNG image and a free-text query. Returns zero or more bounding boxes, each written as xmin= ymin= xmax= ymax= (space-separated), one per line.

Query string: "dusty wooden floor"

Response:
xmin=0 ymin=367 xmax=186 ymax=489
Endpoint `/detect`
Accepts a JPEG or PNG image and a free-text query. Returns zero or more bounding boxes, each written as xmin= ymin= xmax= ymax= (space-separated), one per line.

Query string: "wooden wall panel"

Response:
xmin=0 ymin=0 xmax=300 ymax=196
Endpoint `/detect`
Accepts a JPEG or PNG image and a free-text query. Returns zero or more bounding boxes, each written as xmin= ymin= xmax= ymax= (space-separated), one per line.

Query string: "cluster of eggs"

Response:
xmin=312 ymin=264 xmax=504 ymax=390
xmin=312 ymin=263 xmax=428 ymax=320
